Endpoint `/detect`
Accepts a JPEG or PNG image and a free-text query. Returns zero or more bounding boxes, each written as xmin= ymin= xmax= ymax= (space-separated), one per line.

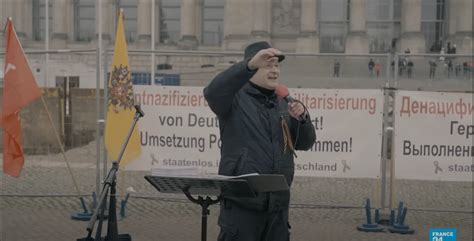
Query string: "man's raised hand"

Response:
xmin=247 ymin=48 xmax=282 ymax=71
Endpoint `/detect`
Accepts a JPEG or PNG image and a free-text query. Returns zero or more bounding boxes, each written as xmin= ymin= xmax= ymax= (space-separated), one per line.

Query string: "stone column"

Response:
xmin=345 ymin=0 xmax=369 ymax=53
xmin=155 ymin=0 xmax=160 ymax=46
xmin=96 ymin=0 xmax=112 ymax=42
xmin=179 ymin=0 xmax=198 ymax=49
xmin=223 ymin=0 xmax=254 ymax=50
xmin=14 ymin=0 xmax=33 ymax=39
xmin=251 ymin=0 xmax=271 ymax=41
xmin=447 ymin=0 xmax=457 ymax=40
xmin=137 ymin=0 xmax=152 ymax=42
xmin=108 ymin=0 xmax=117 ymax=41
xmin=454 ymin=0 xmax=472 ymax=54
xmin=195 ymin=0 xmax=203 ymax=45
xmin=0 ymin=1 xmax=13 ymax=44
xmin=297 ymin=0 xmax=319 ymax=52
xmin=66 ymin=0 xmax=75 ymax=43
xmin=52 ymin=0 xmax=69 ymax=44
xmin=400 ymin=0 xmax=425 ymax=53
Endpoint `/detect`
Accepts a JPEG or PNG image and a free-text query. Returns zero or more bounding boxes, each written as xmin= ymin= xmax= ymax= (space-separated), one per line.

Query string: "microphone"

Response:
xmin=275 ymin=84 xmax=294 ymax=103
xmin=275 ymin=84 xmax=308 ymax=120
xmin=134 ymin=104 xmax=145 ymax=117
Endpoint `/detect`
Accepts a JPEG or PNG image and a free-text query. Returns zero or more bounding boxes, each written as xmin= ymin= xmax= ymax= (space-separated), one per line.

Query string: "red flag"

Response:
xmin=1 ymin=18 xmax=41 ymax=177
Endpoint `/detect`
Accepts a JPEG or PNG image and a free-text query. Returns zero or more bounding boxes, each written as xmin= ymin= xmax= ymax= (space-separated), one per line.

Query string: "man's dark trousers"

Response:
xmin=217 ymin=201 xmax=290 ymax=241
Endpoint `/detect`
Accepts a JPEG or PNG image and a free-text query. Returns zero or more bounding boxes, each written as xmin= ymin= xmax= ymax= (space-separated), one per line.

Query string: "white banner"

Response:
xmin=394 ymin=91 xmax=473 ymax=181
xmin=127 ymin=86 xmax=384 ymax=178
xmin=291 ymin=88 xmax=384 ymax=178
xmin=127 ymin=86 xmax=220 ymax=173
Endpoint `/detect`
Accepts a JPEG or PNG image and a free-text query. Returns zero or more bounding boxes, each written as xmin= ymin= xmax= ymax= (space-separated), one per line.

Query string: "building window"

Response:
xmin=74 ymin=0 xmax=95 ymax=42
xmin=117 ymin=0 xmax=138 ymax=43
xmin=202 ymin=0 xmax=224 ymax=46
xmin=160 ymin=0 xmax=181 ymax=44
xmin=366 ymin=0 xmax=401 ymax=53
xmin=132 ymin=72 xmax=152 ymax=85
xmin=55 ymin=76 xmax=79 ymax=116
xmin=318 ymin=0 xmax=350 ymax=53
xmin=32 ymin=0 xmax=53 ymax=41
xmin=69 ymin=76 xmax=80 ymax=89
xmin=421 ymin=0 xmax=446 ymax=52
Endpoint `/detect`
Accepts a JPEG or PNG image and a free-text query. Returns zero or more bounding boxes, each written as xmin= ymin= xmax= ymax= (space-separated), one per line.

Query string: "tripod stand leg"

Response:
xmin=95 ymin=192 xmax=109 ymax=241
xmin=105 ymin=180 xmax=118 ymax=241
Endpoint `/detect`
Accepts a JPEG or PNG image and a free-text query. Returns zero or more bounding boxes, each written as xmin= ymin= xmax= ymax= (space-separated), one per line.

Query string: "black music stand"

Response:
xmin=145 ymin=173 xmax=289 ymax=241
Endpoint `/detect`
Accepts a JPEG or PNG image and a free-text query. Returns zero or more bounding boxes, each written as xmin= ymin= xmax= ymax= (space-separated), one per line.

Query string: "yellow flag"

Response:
xmin=105 ymin=10 xmax=141 ymax=167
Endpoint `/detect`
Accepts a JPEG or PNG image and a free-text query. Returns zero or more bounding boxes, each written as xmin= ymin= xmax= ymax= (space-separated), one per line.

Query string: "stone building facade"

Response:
xmin=1 ymin=0 xmax=471 ymax=53
xmin=0 ymin=0 xmax=472 ymax=88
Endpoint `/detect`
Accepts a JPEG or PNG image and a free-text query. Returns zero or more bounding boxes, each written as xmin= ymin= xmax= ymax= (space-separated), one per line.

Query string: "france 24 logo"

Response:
xmin=430 ymin=228 xmax=456 ymax=241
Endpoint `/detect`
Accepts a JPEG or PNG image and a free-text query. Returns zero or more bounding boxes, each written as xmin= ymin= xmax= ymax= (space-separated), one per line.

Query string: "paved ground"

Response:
xmin=0 ymin=152 xmax=472 ymax=241
xmin=1 ymin=195 xmax=472 ymax=241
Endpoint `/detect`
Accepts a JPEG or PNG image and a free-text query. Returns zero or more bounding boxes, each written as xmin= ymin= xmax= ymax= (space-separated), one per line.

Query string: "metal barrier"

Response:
xmin=389 ymin=53 xmax=473 ymax=213
xmin=394 ymin=53 xmax=473 ymax=92
xmin=1 ymin=49 xmax=103 ymax=198
xmin=1 ymin=50 xmax=472 ymax=215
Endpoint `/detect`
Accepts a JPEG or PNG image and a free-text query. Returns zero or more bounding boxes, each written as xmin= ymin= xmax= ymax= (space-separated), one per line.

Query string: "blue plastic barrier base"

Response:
xmin=357 ymin=223 xmax=384 ymax=232
xmin=388 ymin=224 xmax=415 ymax=234
xmin=71 ymin=212 xmax=93 ymax=221
xmin=71 ymin=212 xmax=109 ymax=221
xmin=77 ymin=233 xmax=131 ymax=241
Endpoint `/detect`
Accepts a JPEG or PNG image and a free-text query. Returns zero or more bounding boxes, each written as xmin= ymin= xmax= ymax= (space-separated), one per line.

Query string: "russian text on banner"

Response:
xmin=394 ymin=91 xmax=473 ymax=181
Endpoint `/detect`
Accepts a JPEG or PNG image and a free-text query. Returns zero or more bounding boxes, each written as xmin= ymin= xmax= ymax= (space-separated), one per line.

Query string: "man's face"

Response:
xmin=250 ymin=57 xmax=280 ymax=90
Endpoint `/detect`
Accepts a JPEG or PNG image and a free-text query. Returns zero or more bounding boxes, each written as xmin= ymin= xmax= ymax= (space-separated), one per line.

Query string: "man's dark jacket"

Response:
xmin=203 ymin=61 xmax=316 ymax=212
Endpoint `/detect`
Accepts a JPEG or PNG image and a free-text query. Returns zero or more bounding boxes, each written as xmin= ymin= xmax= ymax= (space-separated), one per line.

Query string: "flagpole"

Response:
xmin=3 ymin=17 xmax=11 ymax=33
xmin=96 ymin=0 xmax=103 ymax=198
xmin=39 ymin=96 xmax=84 ymax=200
xmin=151 ymin=0 xmax=155 ymax=84
xmin=45 ymin=0 xmax=49 ymax=87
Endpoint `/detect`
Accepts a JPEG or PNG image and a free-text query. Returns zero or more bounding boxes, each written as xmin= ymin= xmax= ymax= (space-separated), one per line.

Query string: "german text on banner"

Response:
xmin=127 ymin=86 xmax=384 ymax=179
xmin=1 ymin=18 xmax=41 ymax=177
xmin=394 ymin=90 xmax=473 ymax=181
xmin=104 ymin=10 xmax=141 ymax=167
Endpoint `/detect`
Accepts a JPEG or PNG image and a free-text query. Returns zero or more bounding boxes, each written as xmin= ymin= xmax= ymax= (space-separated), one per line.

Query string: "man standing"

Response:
xmin=429 ymin=59 xmax=437 ymax=79
xmin=203 ymin=41 xmax=316 ymax=241
xmin=368 ymin=58 xmax=375 ymax=77
xmin=333 ymin=60 xmax=341 ymax=77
